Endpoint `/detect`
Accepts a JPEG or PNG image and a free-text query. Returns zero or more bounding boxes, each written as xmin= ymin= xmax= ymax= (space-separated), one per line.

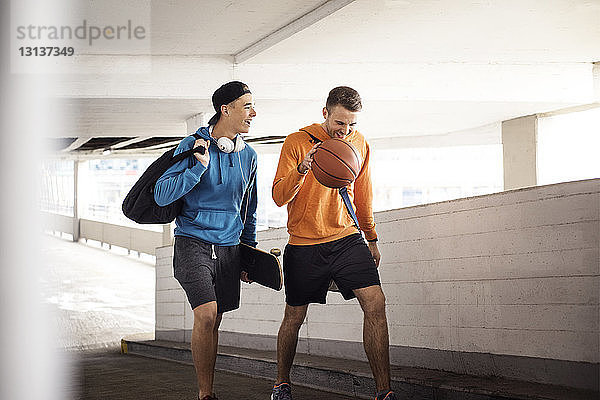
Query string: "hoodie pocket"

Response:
xmin=193 ymin=209 xmax=242 ymax=233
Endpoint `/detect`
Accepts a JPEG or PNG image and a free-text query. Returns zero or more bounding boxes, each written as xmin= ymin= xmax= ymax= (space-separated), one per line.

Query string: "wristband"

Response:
xmin=367 ymin=238 xmax=378 ymax=243
xmin=297 ymin=164 xmax=308 ymax=175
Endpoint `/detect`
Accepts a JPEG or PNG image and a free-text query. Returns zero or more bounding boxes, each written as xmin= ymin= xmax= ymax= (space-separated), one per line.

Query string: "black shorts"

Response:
xmin=283 ymin=233 xmax=381 ymax=306
xmin=173 ymin=235 xmax=241 ymax=314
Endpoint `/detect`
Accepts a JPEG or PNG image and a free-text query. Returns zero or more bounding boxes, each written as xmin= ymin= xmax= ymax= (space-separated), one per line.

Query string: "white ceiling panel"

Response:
xmin=52 ymin=0 xmax=600 ymax=153
xmin=247 ymin=0 xmax=600 ymax=64
xmin=150 ymin=0 xmax=330 ymax=55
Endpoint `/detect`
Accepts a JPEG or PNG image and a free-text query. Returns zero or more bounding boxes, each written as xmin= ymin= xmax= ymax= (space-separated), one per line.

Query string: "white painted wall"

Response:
xmin=375 ymin=179 xmax=598 ymax=363
xmin=155 ymin=245 xmax=188 ymax=342
xmin=155 ymin=179 xmax=599 ymax=364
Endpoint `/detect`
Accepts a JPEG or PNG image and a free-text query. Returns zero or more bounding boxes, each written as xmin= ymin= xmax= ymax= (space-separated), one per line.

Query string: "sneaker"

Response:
xmin=271 ymin=382 xmax=292 ymax=400
xmin=375 ymin=390 xmax=398 ymax=400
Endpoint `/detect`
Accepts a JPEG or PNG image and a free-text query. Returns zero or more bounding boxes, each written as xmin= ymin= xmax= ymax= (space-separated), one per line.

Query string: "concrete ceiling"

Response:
xmin=149 ymin=0 xmax=332 ymax=56
xmin=53 ymin=0 xmax=600 ymax=155
xmin=247 ymin=0 xmax=600 ymax=64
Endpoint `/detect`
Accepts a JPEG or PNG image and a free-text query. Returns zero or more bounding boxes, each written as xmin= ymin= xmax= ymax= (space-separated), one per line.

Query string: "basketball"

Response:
xmin=312 ymin=138 xmax=362 ymax=188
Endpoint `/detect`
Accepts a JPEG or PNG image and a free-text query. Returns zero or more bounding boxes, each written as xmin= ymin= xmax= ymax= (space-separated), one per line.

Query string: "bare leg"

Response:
xmin=354 ymin=285 xmax=390 ymax=392
xmin=209 ymin=313 xmax=223 ymax=395
xmin=276 ymin=304 xmax=308 ymax=384
xmin=191 ymin=301 xmax=219 ymax=399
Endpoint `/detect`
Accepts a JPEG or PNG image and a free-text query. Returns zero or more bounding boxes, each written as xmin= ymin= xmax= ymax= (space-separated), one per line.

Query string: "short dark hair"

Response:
xmin=325 ymin=86 xmax=362 ymax=112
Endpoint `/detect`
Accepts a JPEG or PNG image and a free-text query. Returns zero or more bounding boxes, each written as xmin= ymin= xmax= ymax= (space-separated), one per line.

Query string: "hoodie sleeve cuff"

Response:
xmin=189 ymin=160 xmax=207 ymax=179
xmin=363 ymin=229 xmax=378 ymax=242
xmin=293 ymin=165 xmax=308 ymax=182
xmin=296 ymin=164 xmax=308 ymax=175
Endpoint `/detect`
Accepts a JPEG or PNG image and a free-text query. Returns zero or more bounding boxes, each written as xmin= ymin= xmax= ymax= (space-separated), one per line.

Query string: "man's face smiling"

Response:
xmin=322 ymin=105 xmax=359 ymax=139
xmin=226 ymin=93 xmax=256 ymax=134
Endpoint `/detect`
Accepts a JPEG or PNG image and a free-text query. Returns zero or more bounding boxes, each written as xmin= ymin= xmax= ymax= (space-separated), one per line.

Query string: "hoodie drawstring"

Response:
xmin=217 ymin=152 xmax=223 ymax=184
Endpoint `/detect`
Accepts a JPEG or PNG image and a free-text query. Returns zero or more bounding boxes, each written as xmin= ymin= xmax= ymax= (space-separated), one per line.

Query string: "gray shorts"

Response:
xmin=173 ymin=235 xmax=241 ymax=313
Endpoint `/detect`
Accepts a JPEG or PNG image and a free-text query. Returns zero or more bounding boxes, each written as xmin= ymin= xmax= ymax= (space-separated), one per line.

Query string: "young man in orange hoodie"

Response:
xmin=270 ymin=86 xmax=397 ymax=400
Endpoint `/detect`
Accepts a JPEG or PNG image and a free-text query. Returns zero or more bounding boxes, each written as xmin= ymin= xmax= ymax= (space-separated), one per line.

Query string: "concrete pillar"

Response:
xmin=162 ymin=223 xmax=173 ymax=247
xmin=593 ymin=62 xmax=599 ymax=102
xmin=502 ymin=115 xmax=538 ymax=190
xmin=185 ymin=113 xmax=208 ymax=134
xmin=72 ymin=160 xmax=80 ymax=241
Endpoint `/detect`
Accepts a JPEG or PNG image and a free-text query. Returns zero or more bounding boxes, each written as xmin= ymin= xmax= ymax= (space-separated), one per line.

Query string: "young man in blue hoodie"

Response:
xmin=154 ymin=81 xmax=258 ymax=400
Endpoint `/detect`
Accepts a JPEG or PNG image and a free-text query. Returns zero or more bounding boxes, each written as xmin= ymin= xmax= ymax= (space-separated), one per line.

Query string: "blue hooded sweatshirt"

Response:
xmin=154 ymin=126 xmax=258 ymax=247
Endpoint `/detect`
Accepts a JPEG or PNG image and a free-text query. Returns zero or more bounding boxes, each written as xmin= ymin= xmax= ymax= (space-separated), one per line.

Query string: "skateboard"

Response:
xmin=240 ymin=243 xmax=283 ymax=291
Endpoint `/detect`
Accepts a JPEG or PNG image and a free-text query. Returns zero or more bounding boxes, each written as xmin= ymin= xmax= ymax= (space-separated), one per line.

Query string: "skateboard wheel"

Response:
xmin=270 ymin=248 xmax=281 ymax=257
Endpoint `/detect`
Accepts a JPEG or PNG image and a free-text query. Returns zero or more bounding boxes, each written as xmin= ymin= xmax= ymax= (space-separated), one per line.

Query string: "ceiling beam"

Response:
xmin=136 ymin=140 xmax=182 ymax=151
xmin=537 ymin=102 xmax=600 ymax=118
xmin=110 ymin=136 xmax=149 ymax=150
xmin=61 ymin=137 xmax=91 ymax=153
xmin=234 ymin=0 xmax=357 ymax=64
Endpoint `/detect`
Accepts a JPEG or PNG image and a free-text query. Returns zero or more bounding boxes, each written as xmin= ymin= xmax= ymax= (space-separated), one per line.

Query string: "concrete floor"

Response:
xmin=42 ymin=234 xmax=354 ymax=399
xmin=41 ymin=234 xmax=155 ymax=350
xmin=70 ymin=349 xmax=355 ymax=400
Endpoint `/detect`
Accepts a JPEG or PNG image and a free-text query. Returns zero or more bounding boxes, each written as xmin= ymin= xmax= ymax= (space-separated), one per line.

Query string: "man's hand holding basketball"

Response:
xmin=298 ymin=144 xmax=320 ymax=174
xmin=194 ymin=139 xmax=210 ymax=167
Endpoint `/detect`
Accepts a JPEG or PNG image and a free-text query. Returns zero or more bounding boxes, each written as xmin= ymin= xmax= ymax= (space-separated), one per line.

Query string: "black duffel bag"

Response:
xmin=122 ymin=133 xmax=204 ymax=224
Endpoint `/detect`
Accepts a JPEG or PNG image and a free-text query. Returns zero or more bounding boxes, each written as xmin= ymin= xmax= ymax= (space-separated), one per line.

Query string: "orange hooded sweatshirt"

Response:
xmin=272 ymin=123 xmax=377 ymax=245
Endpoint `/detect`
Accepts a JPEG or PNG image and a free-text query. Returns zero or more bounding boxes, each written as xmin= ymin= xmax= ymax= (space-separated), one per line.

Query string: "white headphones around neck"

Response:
xmin=216 ymin=135 xmax=246 ymax=153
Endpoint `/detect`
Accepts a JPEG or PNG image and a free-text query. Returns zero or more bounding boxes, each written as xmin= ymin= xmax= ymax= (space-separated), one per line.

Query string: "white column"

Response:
xmin=502 ymin=115 xmax=538 ymax=190
xmin=593 ymin=62 xmax=600 ymax=102
xmin=162 ymin=223 xmax=173 ymax=247
xmin=185 ymin=113 xmax=208 ymax=134
xmin=72 ymin=160 xmax=80 ymax=241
